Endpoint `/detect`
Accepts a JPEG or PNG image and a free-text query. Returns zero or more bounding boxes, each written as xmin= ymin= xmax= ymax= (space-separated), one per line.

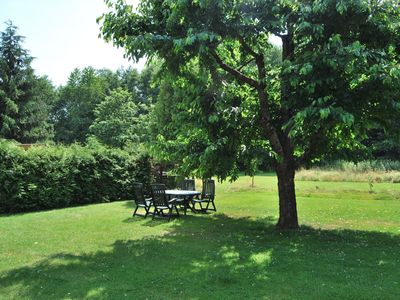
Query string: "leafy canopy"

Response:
xmin=100 ymin=0 xmax=400 ymax=179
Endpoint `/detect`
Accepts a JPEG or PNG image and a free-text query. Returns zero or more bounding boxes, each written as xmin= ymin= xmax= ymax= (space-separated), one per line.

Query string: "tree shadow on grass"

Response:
xmin=1 ymin=214 xmax=399 ymax=299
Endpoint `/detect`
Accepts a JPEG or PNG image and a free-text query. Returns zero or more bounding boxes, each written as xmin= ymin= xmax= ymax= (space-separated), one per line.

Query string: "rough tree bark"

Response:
xmin=276 ymin=160 xmax=299 ymax=229
xmin=274 ymin=28 xmax=299 ymax=229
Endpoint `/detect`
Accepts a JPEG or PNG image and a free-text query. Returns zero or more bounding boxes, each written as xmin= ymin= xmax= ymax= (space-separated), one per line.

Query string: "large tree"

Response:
xmin=18 ymin=75 xmax=56 ymax=143
xmin=100 ymin=0 xmax=400 ymax=228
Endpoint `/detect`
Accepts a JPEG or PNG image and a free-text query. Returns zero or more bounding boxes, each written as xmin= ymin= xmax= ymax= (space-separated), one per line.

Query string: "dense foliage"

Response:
xmin=0 ymin=140 xmax=152 ymax=213
xmin=52 ymin=67 xmax=107 ymax=144
xmin=89 ymin=88 xmax=149 ymax=148
xmin=51 ymin=66 xmax=156 ymax=147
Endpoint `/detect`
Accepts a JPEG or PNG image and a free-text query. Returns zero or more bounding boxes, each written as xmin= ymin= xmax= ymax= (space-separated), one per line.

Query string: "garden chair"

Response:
xmin=132 ymin=182 xmax=153 ymax=218
xmin=177 ymin=178 xmax=197 ymax=213
xmin=192 ymin=179 xmax=216 ymax=212
xmin=181 ymin=178 xmax=195 ymax=191
xmin=151 ymin=184 xmax=180 ymax=221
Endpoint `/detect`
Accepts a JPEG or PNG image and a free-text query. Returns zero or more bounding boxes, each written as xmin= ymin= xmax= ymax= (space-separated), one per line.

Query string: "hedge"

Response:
xmin=0 ymin=141 xmax=152 ymax=213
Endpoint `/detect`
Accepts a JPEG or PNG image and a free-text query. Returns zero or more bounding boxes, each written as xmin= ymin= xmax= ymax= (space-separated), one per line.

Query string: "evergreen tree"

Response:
xmin=0 ymin=20 xmax=34 ymax=140
xmin=19 ymin=76 xmax=56 ymax=143
xmin=0 ymin=21 xmax=54 ymax=142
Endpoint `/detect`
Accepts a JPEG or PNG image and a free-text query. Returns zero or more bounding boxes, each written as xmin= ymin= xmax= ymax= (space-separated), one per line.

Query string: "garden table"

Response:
xmin=165 ymin=190 xmax=201 ymax=214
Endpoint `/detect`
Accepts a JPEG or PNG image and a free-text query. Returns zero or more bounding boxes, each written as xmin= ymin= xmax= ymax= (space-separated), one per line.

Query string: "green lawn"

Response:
xmin=1 ymin=175 xmax=399 ymax=299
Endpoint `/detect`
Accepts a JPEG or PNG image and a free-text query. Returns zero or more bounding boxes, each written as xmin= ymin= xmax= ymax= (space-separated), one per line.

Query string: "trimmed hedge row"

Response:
xmin=0 ymin=141 xmax=152 ymax=213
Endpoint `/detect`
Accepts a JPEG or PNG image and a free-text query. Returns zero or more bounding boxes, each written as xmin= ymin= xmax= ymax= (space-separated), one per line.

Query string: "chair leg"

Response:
xmin=152 ymin=207 xmax=158 ymax=220
xmin=168 ymin=208 xmax=172 ymax=222
xmin=183 ymin=201 xmax=187 ymax=215
xmin=189 ymin=201 xmax=196 ymax=213
xmin=149 ymin=205 xmax=154 ymax=216
xmin=175 ymin=205 xmax=180 ymax=217
xmin=144 ymin=207 xmax=149 ymax=218
xmin=211 ymin=200 xmax=216 ymax=211
xmin=133 ymin=206 xmax=138 ymax=217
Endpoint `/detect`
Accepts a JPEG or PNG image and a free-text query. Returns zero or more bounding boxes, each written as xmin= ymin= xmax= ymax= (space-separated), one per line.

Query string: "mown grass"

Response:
xmin=1 ymin=175 xmax=399 ymax=299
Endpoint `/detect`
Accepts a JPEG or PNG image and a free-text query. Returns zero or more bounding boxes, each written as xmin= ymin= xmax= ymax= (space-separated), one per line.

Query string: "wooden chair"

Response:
xmin=151 ymin=184 xmax=180 ymax=221
xmin=132 ymin=182 xmax=153 ymax=218
xmin=192 ymin=179 xmax=216 ymax=212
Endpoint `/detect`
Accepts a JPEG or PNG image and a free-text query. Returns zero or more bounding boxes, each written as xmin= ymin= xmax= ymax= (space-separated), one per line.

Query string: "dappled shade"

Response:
xmin=1 ymin=214 xmax=399 ymax=299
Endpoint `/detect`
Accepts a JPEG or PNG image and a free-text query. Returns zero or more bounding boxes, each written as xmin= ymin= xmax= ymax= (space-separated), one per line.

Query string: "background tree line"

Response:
xmin=1 ymin=19 xmax=399 ymax=163
xmin=0 ymin=21 xmax=157 ymax=150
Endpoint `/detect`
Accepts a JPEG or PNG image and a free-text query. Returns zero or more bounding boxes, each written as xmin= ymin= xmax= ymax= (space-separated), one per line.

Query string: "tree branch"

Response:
xmin=258 ymin=88 xmax=285 ymax=157
xmin=238 ymin=36 xmax=261 ymax=59
xmin=238 ymin=58 xmax=255 ymax=72
xmin=254 ymin=53 xmax=285 ymax=157
xmin=209 ymin=42 xmax=286 ymax=158
xmin=209 ymin=49 xmax=259 ymax=88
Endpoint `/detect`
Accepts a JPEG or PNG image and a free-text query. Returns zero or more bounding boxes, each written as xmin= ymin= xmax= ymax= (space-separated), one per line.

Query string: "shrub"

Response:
xmin=0 ymin=140 xmax=152 ymax=213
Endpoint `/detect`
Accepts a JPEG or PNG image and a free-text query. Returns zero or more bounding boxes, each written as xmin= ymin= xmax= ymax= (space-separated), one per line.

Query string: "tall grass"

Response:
xmin=316 ymin=160 xmax=400 ymax=172
xmin=296 ymin=160 xmax=400 ymax=183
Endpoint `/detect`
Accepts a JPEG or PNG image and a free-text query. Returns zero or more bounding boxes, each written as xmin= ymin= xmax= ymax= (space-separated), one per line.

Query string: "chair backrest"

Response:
xmin=133 ymin=182 xmax=146 ymax=205
xmin=151 ymin=184 xmax=168 ymax=206
xmin=181 ymin=178 xmax=195 ymax=191
xmin=202 ymin=179 xmax=215 ymax=199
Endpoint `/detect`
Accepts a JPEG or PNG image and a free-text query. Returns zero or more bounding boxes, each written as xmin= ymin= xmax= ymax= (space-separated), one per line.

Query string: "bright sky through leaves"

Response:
xmin=0 ymin=0 xmax=143 ymax=86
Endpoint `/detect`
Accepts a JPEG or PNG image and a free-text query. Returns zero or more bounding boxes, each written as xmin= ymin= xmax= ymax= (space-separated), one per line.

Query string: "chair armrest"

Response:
xmin=145 ymin=198 xmax=153 ymax=202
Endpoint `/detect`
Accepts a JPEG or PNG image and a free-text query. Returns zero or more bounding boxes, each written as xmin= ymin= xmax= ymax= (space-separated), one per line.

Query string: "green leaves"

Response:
xmin=319 ymin=108 xmax=330 ymax=120
xmin=299 ymin=63 xmax=313 ymax=76
xmin=335 ymin=1 xmax=348 ymax=15
xmin=340 ymin=112 xmax=354 ymax=126
xmin=0 ymin=140 xmax=152 ymax=213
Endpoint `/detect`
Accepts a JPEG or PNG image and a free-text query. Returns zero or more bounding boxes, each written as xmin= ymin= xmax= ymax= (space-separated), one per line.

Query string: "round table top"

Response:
xmin=165 ymin=190 xmax=201 ymax=196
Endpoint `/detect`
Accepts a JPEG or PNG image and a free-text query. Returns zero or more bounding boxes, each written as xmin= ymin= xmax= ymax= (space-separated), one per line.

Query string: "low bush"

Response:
xmin=0 ymin=140 xmax=152 ymax=213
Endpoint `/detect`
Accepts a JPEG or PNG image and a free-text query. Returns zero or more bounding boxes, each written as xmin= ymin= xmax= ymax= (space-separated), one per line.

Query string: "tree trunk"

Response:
xmin=276 ymin=163 xmax=299 ymax=229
